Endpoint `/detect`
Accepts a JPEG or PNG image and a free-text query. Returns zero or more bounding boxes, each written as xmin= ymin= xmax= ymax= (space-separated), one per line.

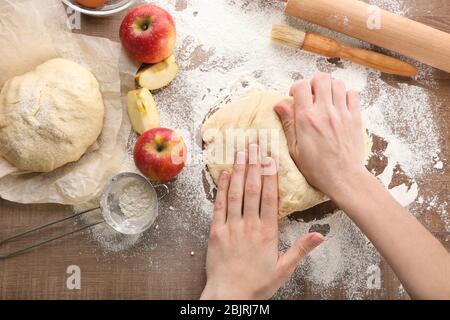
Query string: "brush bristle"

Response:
xmin=271 ymin=25 xmax=306 ymax=48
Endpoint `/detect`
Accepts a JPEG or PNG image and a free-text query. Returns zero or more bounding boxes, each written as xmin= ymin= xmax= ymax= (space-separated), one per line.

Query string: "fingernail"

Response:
xmin=262 ymin=157 xmax=277 ymax=175
xmin=249 ymin=144 xmax=258 ymax=165
xmin=262 ymin=156 xmax=273 ymax=167
xmin=309 ymin=233 xmax=325 ymax=247
xmin=274 ymin=104 xmax=286 ymax=117
xmin=220 ymin=171 xmax=229 ymax=182
xmin=236 ymin=151 xmax=246 ymax=165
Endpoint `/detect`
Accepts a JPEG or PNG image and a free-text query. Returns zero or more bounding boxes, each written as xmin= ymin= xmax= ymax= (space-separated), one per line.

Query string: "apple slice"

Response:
xmin=136 ymin=55 xmax=179 ymax=91
xmin=127 ymin=88 xmax=160 ymax=134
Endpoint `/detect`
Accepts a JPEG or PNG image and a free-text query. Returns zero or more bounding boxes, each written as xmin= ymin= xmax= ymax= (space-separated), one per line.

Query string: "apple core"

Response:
xmin=135 ymin=17 xmax=153 ymax=32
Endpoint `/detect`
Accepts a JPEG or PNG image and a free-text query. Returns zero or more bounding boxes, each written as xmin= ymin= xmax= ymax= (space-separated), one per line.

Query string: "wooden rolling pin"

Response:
xmin=271 ymin=25 xmax=417 ymax=76
xmin=280 ymin=0 xmax=450 ymax=74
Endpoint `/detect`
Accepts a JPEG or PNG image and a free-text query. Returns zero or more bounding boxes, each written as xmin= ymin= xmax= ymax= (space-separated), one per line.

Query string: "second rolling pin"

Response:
xmin=271 ymin=25 xmax=418 ymax=77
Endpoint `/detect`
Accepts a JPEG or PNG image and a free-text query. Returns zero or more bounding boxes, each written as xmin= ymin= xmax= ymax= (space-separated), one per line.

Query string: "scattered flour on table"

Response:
xmin=276 ymin=210 xmax=381 ymax=299
xmin=368 ymin=0 xmax=408 ymax=15
xmin=78 ymin=0 xmax=446 ymax=297
xmin=434 ymin=161 xmax=444 ymax=170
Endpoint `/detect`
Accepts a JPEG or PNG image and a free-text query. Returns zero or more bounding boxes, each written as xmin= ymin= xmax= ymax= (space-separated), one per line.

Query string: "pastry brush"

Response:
xmin=271 ymin=24 xmax=418 ymax=77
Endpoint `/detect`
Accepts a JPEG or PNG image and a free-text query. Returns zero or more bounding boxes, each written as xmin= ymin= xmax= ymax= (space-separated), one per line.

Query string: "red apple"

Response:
xmin=119 ymin=4 xmax=176 ymax=64
xmin=134 ymin=128 xmax=186 ymax=181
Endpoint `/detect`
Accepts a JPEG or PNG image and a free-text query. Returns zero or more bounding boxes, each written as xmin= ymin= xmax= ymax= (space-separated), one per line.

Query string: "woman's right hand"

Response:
xmin=274 ymin=72 xmax=367 ymax=197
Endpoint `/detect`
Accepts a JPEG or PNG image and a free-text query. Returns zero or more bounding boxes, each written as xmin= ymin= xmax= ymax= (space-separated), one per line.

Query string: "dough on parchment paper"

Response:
xmin=0 ymin=58 xmax=105 ymax=172
xmin=202 ymin=90 xmax=370 ymax=218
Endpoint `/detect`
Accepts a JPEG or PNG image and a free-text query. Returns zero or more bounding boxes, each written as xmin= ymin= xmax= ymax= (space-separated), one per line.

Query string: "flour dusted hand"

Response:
xmin=0 ymin=58 xmax=104 ymax=172
xmin=274 ymin=73 xmax=368 ymax=198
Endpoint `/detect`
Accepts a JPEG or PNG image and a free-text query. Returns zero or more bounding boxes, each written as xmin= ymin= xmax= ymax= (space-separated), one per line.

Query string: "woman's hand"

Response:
xmin=201 ymin=144 xmax=324 ymax=300
xmin=274 ymin=72 xmax=366 ymax=198
xmin=273 ymin=73 xmax=450 ymax=299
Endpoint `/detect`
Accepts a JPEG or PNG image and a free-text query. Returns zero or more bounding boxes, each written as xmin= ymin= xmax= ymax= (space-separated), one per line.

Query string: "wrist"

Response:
xmin=200 ymin=282 xmax=256 ymax=300
xmin=328 ymin=167 xmax=375 ymax=206
xmin=200 ymin=285 xmax=218 ymax=300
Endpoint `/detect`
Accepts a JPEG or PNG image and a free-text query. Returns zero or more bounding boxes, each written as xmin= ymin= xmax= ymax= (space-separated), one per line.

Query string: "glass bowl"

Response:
xmin=62 ymin=0 xmax=135 ymax=17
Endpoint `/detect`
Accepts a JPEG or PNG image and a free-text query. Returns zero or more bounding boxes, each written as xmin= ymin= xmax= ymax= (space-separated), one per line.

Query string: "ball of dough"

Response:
xmin=0 ymin=58 xmax=105 ymax=172
xmin=202 ymin=91 xmax=370 ymax=218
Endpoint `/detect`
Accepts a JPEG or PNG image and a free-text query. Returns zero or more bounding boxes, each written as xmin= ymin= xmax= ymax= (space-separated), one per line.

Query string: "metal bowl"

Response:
xmin=99 ymin=172 xmax=169 ymax=235
xmin=62 ymin=0 xmax=135 ymax=17
xmin=100 ymin=172 xmax=158 ymax=235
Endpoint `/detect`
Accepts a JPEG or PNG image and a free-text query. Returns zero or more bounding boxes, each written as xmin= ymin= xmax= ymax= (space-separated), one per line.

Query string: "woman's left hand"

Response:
xmin=201 ymin=144 xmax=324 ymax=300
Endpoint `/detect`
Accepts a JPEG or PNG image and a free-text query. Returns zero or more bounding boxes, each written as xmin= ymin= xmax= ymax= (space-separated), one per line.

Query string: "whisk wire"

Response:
xmin=0 ymin=207 xmax=102 ymax=259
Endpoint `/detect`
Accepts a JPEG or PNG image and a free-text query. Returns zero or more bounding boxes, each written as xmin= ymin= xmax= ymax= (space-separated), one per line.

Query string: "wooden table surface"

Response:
xmin=0 ymin=0 xmax=449 ymax=299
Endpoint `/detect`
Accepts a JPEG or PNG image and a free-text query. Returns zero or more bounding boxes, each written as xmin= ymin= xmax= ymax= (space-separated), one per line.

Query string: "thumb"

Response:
xmin=277 ymin=232 xmax=324 ymax=280
xmin=274 ymin=103 xmax=296 ymax=151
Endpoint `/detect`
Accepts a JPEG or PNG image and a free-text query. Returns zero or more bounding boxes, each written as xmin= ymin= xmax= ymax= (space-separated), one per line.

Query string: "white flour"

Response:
xmin=276 ymin=210 xmax=380 ymax=299
xmin=119 ymin=180 xmax=154 ymax=218
xmin=434 ymin=161 xmax=444 ymax=170
xmin=79 ymin=0 xmax=447 ymax=299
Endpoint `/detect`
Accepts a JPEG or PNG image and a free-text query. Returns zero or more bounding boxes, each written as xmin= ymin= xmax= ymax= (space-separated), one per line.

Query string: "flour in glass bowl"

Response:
xmin=80 ymin=0 xmax=447 ymax=298
xmin=118 ymin=180 xmax=154 ymax=218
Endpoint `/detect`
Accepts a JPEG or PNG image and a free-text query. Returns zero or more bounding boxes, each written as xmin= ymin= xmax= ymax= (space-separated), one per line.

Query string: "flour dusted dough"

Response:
xmin=0 ymin=58 xmax=105 ymax=172
xmin=202 ymin=91 xmax=369 ymax=218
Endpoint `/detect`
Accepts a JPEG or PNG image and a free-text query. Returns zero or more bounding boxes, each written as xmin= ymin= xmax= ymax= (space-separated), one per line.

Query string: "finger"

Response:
xmin=290 ymin=80 xmax=314 ymax=129
xmin=311 ymin=73 xmax=332 ymax=106
xmin=260 ymin=157 xmax=279 ymax=224
xmin=212 ymin=171 xmax=230 ymax=227
xmin=227 ymin=151 xmax=246 ymax=223
xmin=274 ymin=103 xmax=296 ymax=152
xmin=243 ymin=144 xmax=262 ymax=222
xmin=331 ymin=79 xmax=347 ymax=111
xmin=276 ymin=232 xmax=324 ymax=280
xmin=346 ymin=90 xmax=361 ymax=115
xmin=289 ymin=80 xmax=313 ymax=110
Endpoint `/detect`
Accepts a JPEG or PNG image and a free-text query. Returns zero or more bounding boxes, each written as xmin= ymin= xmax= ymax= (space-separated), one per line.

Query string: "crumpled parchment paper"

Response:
xmin=0 ymin=0 xmax=138 ymax=205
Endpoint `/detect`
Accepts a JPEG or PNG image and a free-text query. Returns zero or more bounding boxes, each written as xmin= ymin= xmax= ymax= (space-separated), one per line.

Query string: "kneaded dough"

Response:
xmin=202 ymin=90 xmax=369 ymax=218
xmin=0 ymin=58 xmax=105 ymax=172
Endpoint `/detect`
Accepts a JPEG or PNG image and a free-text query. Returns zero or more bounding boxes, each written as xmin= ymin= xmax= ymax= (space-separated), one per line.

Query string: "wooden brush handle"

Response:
xmin=285 ymin=0 xmax=450 ymax=73
xmin=303 ymin=33 xmax=418 ymax=76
